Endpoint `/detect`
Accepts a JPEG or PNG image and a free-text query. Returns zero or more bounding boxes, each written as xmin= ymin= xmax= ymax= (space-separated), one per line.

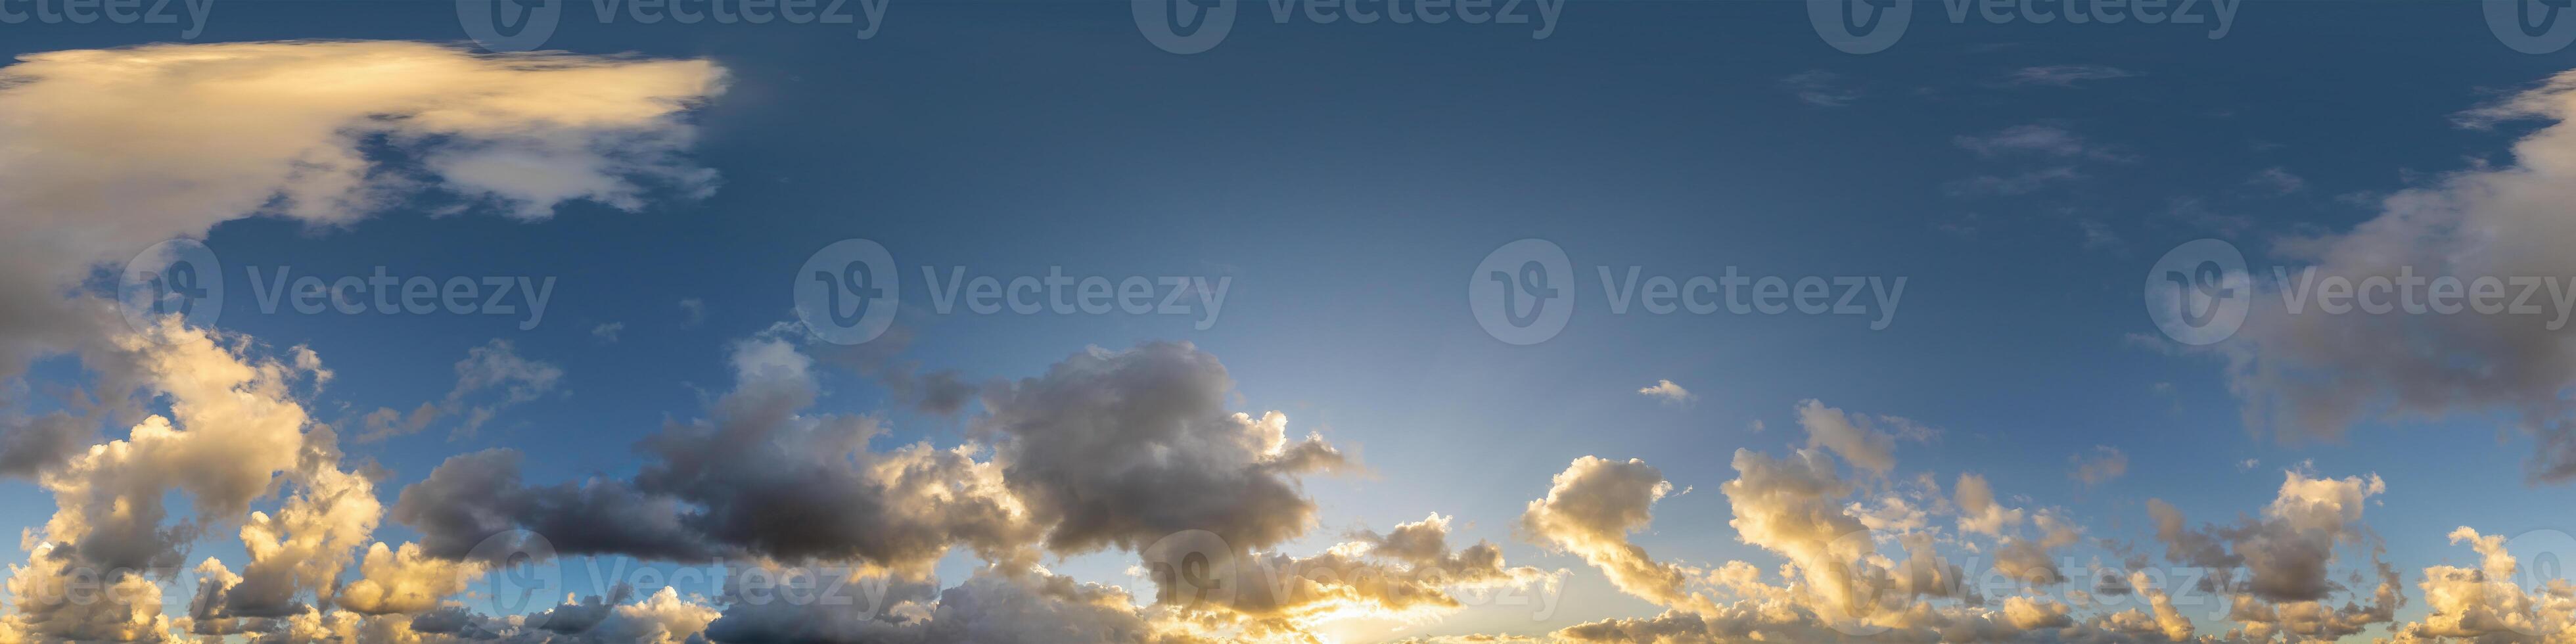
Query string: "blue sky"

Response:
xmin=6 ymin=1 xmax=2576 ymax=643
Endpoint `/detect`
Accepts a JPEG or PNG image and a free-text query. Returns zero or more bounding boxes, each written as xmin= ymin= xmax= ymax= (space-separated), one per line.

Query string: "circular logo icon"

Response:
xmin=1141 ymin=530 xmax=1237 ymax=610
xmin=2489 ymin=0 xmax=2576 ymax=54
xmin=458 ymin=0 xmax=563 ymax=53
xmin=465 ymin=530 xmax=563 ymax=619
xmin=794 ymin=239 xmax=901 ymax=346
xmin=118 ymin=239 xmax=223 ymax=340
xmin=2144 ymin=239 xmax=2251 ymax=346
xmin=1470 ymin=239 xmax=1574 ymax=346
xmin=1134 ymin=0 xmax=1237 ymax=55
xmin=1809 ymin=0 xmax=1912 ymax=55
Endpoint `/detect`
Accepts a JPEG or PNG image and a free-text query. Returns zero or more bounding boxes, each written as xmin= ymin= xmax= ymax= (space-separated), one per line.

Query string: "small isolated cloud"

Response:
xmin=1953 ymin=124 xmax=2130 ymax=161
xmin=1781 ymin=70 xmax=1861 ymax=108
xmin=2247 ymin=166 xmax=2306 ymax=195
xmin=1945 ymin=166 xmax=2083 ymax=196
xmin=1638 ymin=379 xmax=1695 ymax=405
xmin=2238 ymin=458 xmax=2261 ymax=471
xmin=2069 ymin=446 xmax=2129 ymax=486
xmin=677 ymin=298 xmax=706 ymax=327
xmin=591 ymin=322 xmax=624 ymax=344
xmin=2005 ymin=64 xmax=2138 ymax=87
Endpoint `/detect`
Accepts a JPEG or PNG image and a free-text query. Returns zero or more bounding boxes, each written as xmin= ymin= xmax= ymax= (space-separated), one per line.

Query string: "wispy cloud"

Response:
xmin=2004 ymin=64 xmax=2138 ymax=87
xmin=1782 ymin=70 xmax=1862 ymax=108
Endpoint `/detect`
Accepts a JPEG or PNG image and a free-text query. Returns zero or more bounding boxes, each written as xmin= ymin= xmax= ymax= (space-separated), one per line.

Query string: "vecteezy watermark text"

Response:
xmin=0 ymin=0 xmax=212 ymax=39
xmin=1810 ymin=0 xmax=2236 ymax=55
xmin=1469 ymin=239 xmax=1906 ymax=345
xmin=1134 ymin=0 xmax=1561 ymax=55
xmin=794 ymin=239 xmax=1232 ymax=346
xmin=118 ymin=239 xmax=557 ymax=336
xmin=244 ymin=267 xmax=556 ymax=331
xmin=458 ymin=0 xmax=886 ymax=53
xmin=2146 ymin=238 xmax=2576 ymax=344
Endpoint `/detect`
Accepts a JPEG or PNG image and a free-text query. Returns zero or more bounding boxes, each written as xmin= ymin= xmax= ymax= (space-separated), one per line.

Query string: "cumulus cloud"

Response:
xmin=393 ymin=329 xmax=1035 ymax=574
xmin=2201 ymin=70 xmax=2576 ymax=483
xmin=1520 ymin=456 xmax=1693 ymax=607
xmin=975 ymin=341 xmax=1349 ymax=556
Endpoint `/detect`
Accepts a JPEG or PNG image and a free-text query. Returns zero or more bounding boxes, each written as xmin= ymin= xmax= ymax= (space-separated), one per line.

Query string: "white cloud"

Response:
xmin=1636 ymin=379 xmax=1694 ymax=405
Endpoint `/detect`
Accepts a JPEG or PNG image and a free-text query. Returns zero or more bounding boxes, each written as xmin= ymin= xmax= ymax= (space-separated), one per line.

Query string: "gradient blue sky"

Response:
xmin=8 ymin=1 xmax=2576 ymax=642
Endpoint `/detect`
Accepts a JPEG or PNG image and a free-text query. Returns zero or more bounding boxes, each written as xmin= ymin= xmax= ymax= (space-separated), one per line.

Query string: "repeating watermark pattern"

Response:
xmin=1470 ymin=239 xmax=1908 ymax=345
xmin=794 ymin=239 xmax=901 ymax=346
xmin=1133 ymin=0 xmax=1563 ymax=55
xmin=457 ymin=0 xmax=887 ymax=53
xmin=118 ymin=239 xmax=225 ymax=338
xmin=2489 ymin=0 xmax=2576 ymax=53
xmin=794 ymin=239 xmax=1235 ymax=346
xmin=2147 ymin=239 xmax=2576 ymax=345
xmin=115 ymin=239 xmax=560 ymax=335
xmin=1809 ymin=0 xmax=2238 ymax=54
xmin=0 ymin=0 xmax=212 ymax=39
xmin=2143 ymin=238 xmax=2250 ymax=346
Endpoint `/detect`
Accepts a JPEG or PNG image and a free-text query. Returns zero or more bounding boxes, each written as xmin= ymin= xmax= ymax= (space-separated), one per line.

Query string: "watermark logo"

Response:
xmin=1136 ymin=0 xmax=1560 ymax=55
xmin=2144 ymin=239 xmax=2251 ymax=346
xmin=1808 ymin=0 xmax=1911 ymax=55
xmin=1471 ymin=239 xmax=1907 ymax=345
xmin=118 ymin=239 xmax=224 ymax=338
xmin=458 ymin=0 xmax=563 ymax=52
xmin=466 ymin=530 xmax=563 ymax=619
xmin=2489 ymin=0 xmax=2576 ymax=53
xmin=1811 ymin=0 xmax=2237 ymax=53
xmin=461 ymin=0 xmax=886 ymax=53
xmin=1470 ymin=239 xmax=1574 ymax=345
xmin=0 ymin=0 xmax=212 ymax=39
xmin=796 ymin=239 xmax=902 ymax=346
xmin=1134 ymin=0 xmax=1236 ymax=54
xmin=1142 ymin=529 xmax=1239 ymax=609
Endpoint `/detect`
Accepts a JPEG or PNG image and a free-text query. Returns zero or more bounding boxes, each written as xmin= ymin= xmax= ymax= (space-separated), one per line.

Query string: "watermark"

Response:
xmin=1809 ymin=0 xmax=2237 ymax=54
xmin=1133 ymin=0 xmax=1562 ymax=55
xmin=458 ymin=0 xmax=886 ymax=53
xmin=118 ymin=239 xmax=225 ymax=339
xmin=2488 ymin=0 xmax=2576 ymax=53
xmin=2146 ymin=239 xmax=2576 ymax=345
xmin=115 ymin=239 xmax=559 ymax=336
xmin=0 ymin=0 xmax=212 ymax=39
xmin=1469 ymin=239 xmax=1907 ymax=345
xmin=794 ymin=239 xmax=1234 ymax=346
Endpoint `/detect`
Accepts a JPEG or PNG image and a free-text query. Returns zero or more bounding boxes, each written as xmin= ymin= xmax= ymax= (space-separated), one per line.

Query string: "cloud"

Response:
xmin=1953 ymin=124 xmax=2130 ymax=161
xmin=1944 ymin=166 xmax=2084 ymax=196
xmin=1781 ymin=70 xmax=1861 ymax=108
xmin=359 ymin=339 xmax=564 ymax=442
xmin=1519 ymin=456 xmax=1692 ymax=607
xmin=678 ymin=298 xmax=706 ymax=327
xmin=975 ymin=341 xmax=1350 ymax=556
xmin=0 ymin=40 xmax=722 ymax=388
xmin=2070 ymin=446 xmax=2130 ymax=486
xmin=2200 ymin=70 xmax=2576 ymax=482
xmin=2005 ymin=64 xmax=2138 ymax=87
xmin=2247 ymin=166 xmax=2307 ymax=195
xmin=1794 ymin=399 xmax=1929 ymax=476
xmin=1636 ymin=379 xmax=1694 ymax=405
xmin=591 ymin=322 xmax=625 ymax=344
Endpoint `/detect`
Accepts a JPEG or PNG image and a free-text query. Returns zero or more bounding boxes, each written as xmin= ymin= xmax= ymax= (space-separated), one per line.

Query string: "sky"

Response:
xmin=7 ymin=0 xmax=2576 ymax=643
